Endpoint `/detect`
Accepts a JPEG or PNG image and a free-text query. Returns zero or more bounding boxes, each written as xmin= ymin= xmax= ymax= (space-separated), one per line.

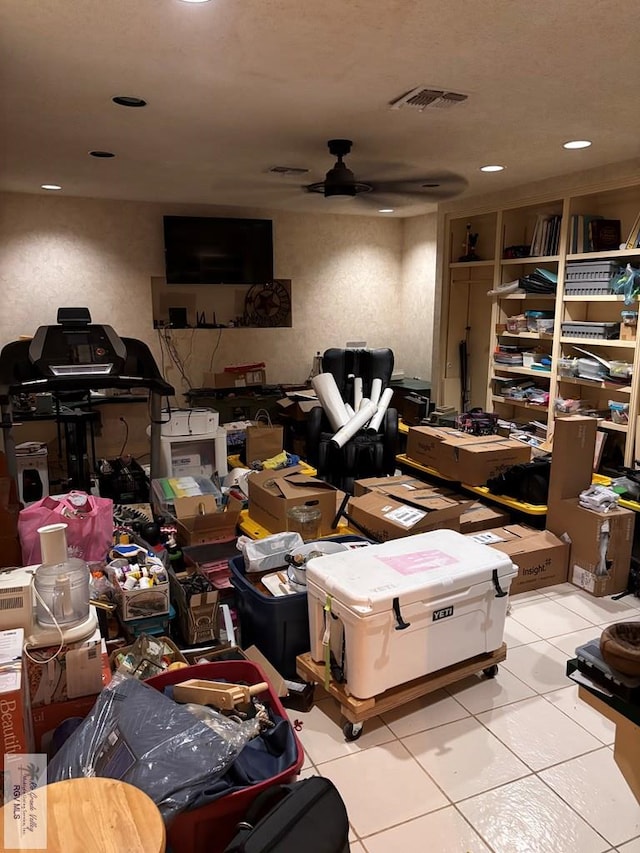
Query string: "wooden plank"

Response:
xmin=296 ymin=644 xmax=507 ymax=725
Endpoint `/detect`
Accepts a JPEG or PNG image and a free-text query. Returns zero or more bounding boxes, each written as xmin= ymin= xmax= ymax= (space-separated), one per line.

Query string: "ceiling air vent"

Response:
xmin=389 ymin=87 xmax=468 ymax=111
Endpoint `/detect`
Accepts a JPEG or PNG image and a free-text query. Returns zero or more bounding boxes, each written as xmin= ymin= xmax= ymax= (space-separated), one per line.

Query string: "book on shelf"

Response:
xmin=569 ymin=214 xmax=608 ymax=253
xmin=530 ymin=214 xmax=561 ymax=256
xmin=589 ymin=219 xmax=621 ymax=252
xmin=625 ymin=211 xmax=640 ymax=249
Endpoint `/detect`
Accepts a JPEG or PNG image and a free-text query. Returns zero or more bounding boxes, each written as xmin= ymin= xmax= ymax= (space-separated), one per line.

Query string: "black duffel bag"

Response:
xmin=486 ymin=455 xmax=552 ymax=505
xmin=224 ymin=776 xmax=350 ymax=853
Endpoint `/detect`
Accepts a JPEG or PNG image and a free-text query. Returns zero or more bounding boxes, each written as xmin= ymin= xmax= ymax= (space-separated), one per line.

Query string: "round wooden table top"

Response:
xmin=0 ymin=777 xmax=166 ymax=853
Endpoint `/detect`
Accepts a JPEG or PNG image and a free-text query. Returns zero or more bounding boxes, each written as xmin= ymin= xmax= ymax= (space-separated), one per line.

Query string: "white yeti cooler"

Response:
xmin=306 ymin=529 xmax=517 ymax=699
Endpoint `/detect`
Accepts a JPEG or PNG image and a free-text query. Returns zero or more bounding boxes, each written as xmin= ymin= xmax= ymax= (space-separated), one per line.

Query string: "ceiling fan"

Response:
xmin=304 ymin=139 xmax=467 ymax=204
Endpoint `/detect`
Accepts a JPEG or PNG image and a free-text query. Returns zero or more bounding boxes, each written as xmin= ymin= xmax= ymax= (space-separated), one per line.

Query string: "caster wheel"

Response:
xmin=483 ymin=665 xmax=499 ymax=679
xmin=343 ymin=721 xmax=363 ymax=741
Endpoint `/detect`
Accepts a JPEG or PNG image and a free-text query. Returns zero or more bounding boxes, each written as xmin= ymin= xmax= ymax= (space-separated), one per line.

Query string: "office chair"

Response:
xmin=306 ymin=347 xmax=398 ymax=493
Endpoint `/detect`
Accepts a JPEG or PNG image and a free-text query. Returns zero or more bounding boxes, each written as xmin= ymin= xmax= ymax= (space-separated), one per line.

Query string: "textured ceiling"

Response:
xmin=1 ymin=0 xmax=639 ymax=217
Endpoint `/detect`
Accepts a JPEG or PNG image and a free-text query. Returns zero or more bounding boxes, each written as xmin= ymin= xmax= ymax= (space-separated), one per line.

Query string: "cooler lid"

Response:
xmin=306 ymin=529 xmax=515 ymax=616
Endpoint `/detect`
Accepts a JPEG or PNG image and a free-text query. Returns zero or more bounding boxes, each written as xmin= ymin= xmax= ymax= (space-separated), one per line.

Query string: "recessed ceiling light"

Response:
xmin=41 ymin=184 xmax=62 ymax=190
xmin=112 ymin=96 xmax=147 ymax=108
xmin=480 ymin=164 xmax=505 ymax=172
xmin=563 ymin=139 xmax=592 ymax=149
xmin=379 ymin=208 xmax=394 ymax=213
xmin=179 ymin=0 xmax=212 ymax=3
xmin=89 ymin=150 xmax=115 ymax=158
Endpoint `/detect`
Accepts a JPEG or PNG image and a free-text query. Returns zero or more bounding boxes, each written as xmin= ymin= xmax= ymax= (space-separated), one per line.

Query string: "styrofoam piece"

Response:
xmin=344 ymin=403 xmax=355 ymax=418
xmin=330 ymin=400 xmax=378 ymax=448
xmin=353 ymin=377 xmax=363 ymax=412
xmin=366 ymin=387 xmax=394 ymax=433
xmin=312 ymin=373 xmax=350 ymax=432
xmin=306 ymin=530 xmax=516 ymax=699
xmin=370 ymin=377 xmax=382 ymax=407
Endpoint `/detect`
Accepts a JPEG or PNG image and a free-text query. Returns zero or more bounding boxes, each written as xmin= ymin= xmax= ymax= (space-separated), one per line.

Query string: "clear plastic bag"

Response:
xmin=610 ymin=264 xmax=640 ymax=305
xmin=237 ymin=532 xmax=304 ymax=572
xmin=46 ymin=673 xmax=255 ymax=823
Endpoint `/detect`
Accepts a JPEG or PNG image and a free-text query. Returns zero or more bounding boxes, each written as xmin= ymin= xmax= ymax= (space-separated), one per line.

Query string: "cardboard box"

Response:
xmin=174 ymin=494 xmax=242 ymax=545
xmin=353 ymin=475 xmax=426 ymax=497
xmin=467 ymin=524 xmax=569 ymax=594
xmin=277 ymin=396 xmax=321 ymax=421
xmin=547 ymin=497 xmax=634 ymax=596
xmin=30 ymin=649 xmax=111 ymax=752
xmin=348 ymin=488 xmax=472 ymax=542
xmin=106 ymin=565 xmax=171 ymax=621
xmin=0 ymin=629 xmax=34 ymax=768
xmin=247 ymin=466 xmax=337 ymax=536
xmin=459 ymin=501 xmax=511 ymax=535
xmin=24 ymin=628 xmax=106 ymax=707
xmin=168 ymin=563 xmax=220 ymax=645
xmin=547 ymin=416 xmax=598 ymax=509
xmin=406 ymin=426 xmax=531 ymax=485
xmin=202 ymin=369 xmax=266 ymax=389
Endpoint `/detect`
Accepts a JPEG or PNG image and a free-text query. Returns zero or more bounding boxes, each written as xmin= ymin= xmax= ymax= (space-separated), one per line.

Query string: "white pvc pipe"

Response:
xmin=353 ymin=377 xmax=363 ymax=412
xmin=38 ymin=523 xmax=68 ymax=565
xmin=358 ymin=397 xmax=371 ymax=411
xmin=370 ymin=378 xmax=382 ymax=407
xmin=312 ymin=373 xmax=350 ymax=432
xmin=367 ymin=387 xmax=394 ymax=434
xmin=344 ymin=403 xmax=355 ymax=418
xmin=331 ymin=401 xmax=378 ymax=448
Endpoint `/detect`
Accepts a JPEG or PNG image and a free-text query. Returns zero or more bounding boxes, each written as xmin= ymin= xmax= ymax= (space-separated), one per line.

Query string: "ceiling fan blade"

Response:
xmin=371 ymin=173 xmax=468 ymax=200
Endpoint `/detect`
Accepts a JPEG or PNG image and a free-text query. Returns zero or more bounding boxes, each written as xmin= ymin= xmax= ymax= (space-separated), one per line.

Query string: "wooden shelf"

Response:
xmin=567 ymin=249 xmax=640 ymax=261
xmin=448 ymin=260 xmax=495 ymax=269
xmin=498 ymin=293 xmax=556 ymax=301
xmin=557 ymin=375 xmax=632 ymax=394
xmin=501 ymin=256 xmax=560 ymax=266
xmin=500 ymin=331 xmax=553 ymax=340
xmin=598 ymin=420 xmax=628 ymax=433
xmin=492 ymin=395 xmax=549 ymax=412
xmin=560 ymin=337 xmax=636 ymax=348
xmin=492 ymin=365 xmax=552 ymax=377
xmin=563 ymin=294 xmax=632 ymax=303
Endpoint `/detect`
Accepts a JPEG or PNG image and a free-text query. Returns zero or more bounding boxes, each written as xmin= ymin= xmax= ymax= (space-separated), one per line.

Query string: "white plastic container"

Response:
xmin=160 ymin=408 xmax=219 ymax=437
xmin=306 ymin=530 xmax=517 ymax=699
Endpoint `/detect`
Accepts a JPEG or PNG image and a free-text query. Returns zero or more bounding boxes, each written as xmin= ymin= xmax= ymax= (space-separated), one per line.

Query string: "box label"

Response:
xmin=572 ymin=564 xmax=597 ymax=592
xmin=378 ymin=549 xmax=457 ymax=576
xmin=470 ymin=531 xmax=506 ymax=545
xmin=383 ymin=505 xmax=427 ymax=529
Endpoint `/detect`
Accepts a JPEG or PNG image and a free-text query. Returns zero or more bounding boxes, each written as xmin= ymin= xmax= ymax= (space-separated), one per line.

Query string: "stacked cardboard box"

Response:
xmin=406 ymin=425 xmax=531 ymax=485
xmin=546 ymin=416 xmax=634 ymax=597
xmin=247 ymin=466 xmax=338 ymax=536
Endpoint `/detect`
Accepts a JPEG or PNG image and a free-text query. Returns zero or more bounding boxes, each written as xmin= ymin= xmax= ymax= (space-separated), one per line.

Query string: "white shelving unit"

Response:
xmin=441 ymin=181 xmax=640 ymax=467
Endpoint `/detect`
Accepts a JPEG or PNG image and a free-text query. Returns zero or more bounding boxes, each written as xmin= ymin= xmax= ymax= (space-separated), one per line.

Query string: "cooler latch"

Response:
xmin=392 ymin=597 xmax=411 ymax=630
xmin=492 ymin=569 xmax=507 ymax=598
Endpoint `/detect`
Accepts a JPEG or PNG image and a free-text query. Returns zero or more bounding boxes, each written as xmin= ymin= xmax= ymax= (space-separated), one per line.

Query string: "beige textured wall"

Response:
xmin=0 ymin=192 xmax=438 ymax=397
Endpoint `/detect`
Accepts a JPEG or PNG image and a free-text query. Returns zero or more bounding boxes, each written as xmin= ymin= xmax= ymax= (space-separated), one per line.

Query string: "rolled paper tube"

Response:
xmin=37 ymin=523 xmax=68 ymax=565
xmin=370 ymin=377 xmax=383 ymax=407
xmin=312 ymin=373 xmax=350 ymax=432
xmin=367 ymin=387 xmax=394 ymax=433
xmin=358 ymin=397 xmax=371 ymax=412
xmin=353 ymin=377 xmax=363 ymax=412
xmin=344 ymin=403 xmax=355 ymax=418
xmin=331 ymin=401 xmax=378 ymax=448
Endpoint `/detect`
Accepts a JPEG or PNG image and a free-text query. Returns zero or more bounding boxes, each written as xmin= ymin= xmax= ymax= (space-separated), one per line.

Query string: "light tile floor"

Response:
xmin=288 ymin=582 xmax=640 ymax=852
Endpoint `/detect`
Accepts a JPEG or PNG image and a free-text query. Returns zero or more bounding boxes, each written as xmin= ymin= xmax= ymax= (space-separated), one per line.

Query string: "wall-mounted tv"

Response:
xmin=163 ymin=216 xmax=273 ymax=285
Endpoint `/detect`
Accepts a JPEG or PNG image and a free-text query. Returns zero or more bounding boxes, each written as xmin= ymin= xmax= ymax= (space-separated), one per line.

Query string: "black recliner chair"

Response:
xmin=306 ymin=347 xmax=398 ymax=493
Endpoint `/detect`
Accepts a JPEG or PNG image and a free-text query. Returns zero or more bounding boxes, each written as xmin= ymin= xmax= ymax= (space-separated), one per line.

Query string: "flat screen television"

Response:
xmin=163 ymin=216 xmax=273 ymax=285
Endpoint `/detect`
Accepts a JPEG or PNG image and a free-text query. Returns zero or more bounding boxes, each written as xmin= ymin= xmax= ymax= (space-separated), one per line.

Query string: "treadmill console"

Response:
xmin=29 ymin=323 xmax=127 ymax=378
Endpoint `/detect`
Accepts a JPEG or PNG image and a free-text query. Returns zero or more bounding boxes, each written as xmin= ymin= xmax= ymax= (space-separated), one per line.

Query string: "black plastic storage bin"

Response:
xmin=229 ymin=535 xmax=369 ymax=678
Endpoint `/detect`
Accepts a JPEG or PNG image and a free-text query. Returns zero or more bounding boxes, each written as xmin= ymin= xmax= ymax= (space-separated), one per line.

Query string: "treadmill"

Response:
xmin=0 ymin=308 xmax=174 ymax=490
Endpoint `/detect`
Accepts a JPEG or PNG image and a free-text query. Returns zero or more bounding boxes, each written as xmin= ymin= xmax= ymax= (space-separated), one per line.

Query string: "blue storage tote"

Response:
xmin=229 ymin=535 xmax=369 ymax=678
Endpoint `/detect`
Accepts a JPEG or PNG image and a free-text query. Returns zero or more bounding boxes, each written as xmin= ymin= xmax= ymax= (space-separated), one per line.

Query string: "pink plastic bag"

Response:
xmin=18 ymin=492 xmax=114 ymax=565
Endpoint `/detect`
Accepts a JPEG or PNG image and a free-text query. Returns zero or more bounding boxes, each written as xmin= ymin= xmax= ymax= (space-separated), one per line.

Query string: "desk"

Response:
xmin=572 ymin=670 xmax=640 ymax=804
xmin=0 ymin=777 xmax=166 ymax=853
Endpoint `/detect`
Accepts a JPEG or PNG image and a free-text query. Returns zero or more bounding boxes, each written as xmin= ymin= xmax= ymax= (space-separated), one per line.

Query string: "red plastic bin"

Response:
xmin=146 ymin=660 xmax=304 ymax=853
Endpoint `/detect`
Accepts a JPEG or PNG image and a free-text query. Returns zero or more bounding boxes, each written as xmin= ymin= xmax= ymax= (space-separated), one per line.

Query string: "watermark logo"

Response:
xmin=3 ymin=754 xmax=47 ymax=849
